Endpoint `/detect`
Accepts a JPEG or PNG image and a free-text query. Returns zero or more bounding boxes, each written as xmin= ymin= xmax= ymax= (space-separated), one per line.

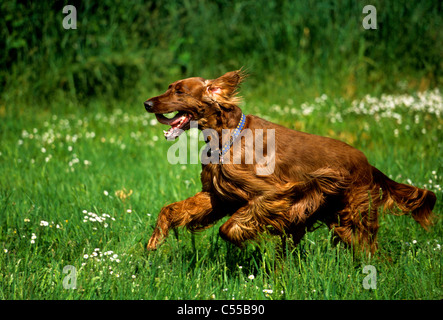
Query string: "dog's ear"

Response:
xmin=204 ymin=69 xmax=247 ymax=107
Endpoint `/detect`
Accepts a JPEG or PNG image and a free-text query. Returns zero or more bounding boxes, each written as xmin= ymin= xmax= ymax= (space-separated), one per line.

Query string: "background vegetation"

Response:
xmin=1 ymin=0 xmax=442 ymax=103
xmin=0 ymin=0 xmax=441 ymax=300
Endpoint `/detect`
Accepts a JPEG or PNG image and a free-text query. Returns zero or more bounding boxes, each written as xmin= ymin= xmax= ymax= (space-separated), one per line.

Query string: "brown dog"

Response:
xmin=144 ymin=70 xmax=436 ymax=253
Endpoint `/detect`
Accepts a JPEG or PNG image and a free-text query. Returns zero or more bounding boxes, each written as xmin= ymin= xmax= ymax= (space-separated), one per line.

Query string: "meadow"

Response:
xmin=0 ymin=0 xmax=442 ymax=301
xmin=0 ymin=87 xmax=441 ymax=300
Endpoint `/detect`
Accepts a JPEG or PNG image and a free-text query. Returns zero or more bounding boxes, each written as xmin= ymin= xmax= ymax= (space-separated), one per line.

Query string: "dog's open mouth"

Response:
xmin=155 ymin=111 xmax=193 ymax=139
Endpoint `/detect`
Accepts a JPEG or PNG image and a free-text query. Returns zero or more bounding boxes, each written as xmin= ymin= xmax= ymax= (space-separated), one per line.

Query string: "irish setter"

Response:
xmin=143 ymin=70 xmax=436 ymax=253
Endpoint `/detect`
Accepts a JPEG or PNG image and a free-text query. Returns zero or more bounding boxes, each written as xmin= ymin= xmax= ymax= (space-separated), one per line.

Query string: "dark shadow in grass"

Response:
xmin=183 ymin=229 xmax=313 ymax=278
xmin=144 ymin=223 xmax=366 ymax=282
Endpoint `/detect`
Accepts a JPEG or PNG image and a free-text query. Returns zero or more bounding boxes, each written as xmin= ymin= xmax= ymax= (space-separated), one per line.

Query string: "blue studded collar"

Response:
xmin=220 ymin=113 xmax=246 ymax=163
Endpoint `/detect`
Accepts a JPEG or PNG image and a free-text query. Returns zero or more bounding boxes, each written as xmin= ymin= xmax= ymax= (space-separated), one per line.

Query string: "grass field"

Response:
xmin=1 ymin=0 xmax=442 ymax=301
xmin=0 ymin=86 xmax=441 ymax=300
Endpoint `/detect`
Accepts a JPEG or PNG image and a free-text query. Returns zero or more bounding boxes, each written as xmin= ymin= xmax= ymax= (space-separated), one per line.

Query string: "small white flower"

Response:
xmin=126 ymin=209 xmax=132 ymax=213
xmin=104 ymin=190 xmax=109 ymax=196
xmin=4 ymin=249 xmax=8 ymax=253
xmin=263 ymin=289 xmax=273 ymax=294
xmin=83 ymin=254 xmax=89 ymax=259
xmin=412 ymin=239 xmax=417 ymax=244
xmin=40 ymin=220 xmax=49 ymax=227
xmin=248 ymin=275 xmax=255 ymax=280
xmin=41 ymin=147 xmax=46 ymax=153
xmin=132 ymin=275 xmax=136 ymax=279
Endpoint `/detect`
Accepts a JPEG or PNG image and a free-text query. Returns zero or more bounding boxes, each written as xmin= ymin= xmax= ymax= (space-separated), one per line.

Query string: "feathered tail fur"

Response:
xmin=372 ymin=166 xmax=436 ymax=229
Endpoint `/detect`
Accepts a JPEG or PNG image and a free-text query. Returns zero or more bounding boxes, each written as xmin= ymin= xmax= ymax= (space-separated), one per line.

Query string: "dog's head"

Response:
xmin=144 ymin=70 xmax=246 ymax=139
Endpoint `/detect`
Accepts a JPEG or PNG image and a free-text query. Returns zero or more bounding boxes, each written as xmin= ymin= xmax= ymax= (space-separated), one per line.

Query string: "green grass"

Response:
xmin=1 ymin=0 xmax=442 ymax=300
xmin=0 ymin=88 xmax=441 ymax=300
xmin=2 ymin=1 xmax=442 ymax=103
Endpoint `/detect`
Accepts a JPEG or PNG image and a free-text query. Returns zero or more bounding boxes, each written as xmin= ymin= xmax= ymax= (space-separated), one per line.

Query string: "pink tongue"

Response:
xmin=170 ymin=114 xmax=185 ymax=126
xmin=155 ymin=112 xmax=185 ymax=126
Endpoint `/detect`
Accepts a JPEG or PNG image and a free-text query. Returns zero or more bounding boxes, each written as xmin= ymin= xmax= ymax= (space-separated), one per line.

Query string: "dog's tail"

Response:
xmin=372 ymin=166 xmax=436 ymax=229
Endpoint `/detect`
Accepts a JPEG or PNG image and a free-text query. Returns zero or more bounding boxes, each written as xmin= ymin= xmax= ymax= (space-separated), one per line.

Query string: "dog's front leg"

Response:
xmin=147 ymin=191 xmax=216 ymax=250
xmin=218 ymin=194 xmax=293 ymax=247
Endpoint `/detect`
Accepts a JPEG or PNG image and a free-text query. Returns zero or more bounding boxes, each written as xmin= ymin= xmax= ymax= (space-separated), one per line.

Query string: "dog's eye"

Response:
xmin=175 ymin=89 xmax=184 ymax=95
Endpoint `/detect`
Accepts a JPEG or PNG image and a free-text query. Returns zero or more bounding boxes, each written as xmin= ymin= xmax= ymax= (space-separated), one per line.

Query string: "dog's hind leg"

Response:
xmin=328 ymin=191 xmax=380 ymax=254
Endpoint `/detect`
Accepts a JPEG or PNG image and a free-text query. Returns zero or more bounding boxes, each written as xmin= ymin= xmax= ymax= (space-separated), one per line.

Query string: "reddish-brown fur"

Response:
xmin=143 ymin=70 xmax=436 ymax=253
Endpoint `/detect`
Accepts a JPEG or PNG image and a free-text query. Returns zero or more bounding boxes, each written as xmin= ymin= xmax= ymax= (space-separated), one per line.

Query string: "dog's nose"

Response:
xmin=144 ymin=100 xmax=154 ymax=111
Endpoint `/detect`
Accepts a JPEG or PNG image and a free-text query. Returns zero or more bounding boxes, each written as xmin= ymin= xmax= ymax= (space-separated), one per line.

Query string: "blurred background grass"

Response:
xmin=1 ymin=0 xmax=441 ymax=107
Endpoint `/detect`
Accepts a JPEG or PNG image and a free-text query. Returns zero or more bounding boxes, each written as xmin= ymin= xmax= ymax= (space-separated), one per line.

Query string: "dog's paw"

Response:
xmin=146 ymin=237 xmax=159 ymax=251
